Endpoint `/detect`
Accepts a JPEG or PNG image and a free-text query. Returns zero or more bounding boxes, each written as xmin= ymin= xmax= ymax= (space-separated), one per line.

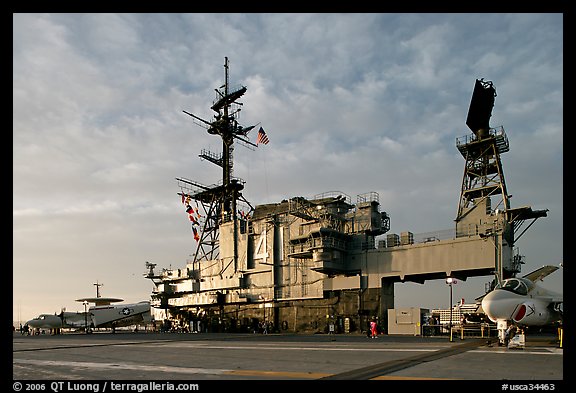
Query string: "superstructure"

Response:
xmin=145 ymin=61 xmax=547 ymax=333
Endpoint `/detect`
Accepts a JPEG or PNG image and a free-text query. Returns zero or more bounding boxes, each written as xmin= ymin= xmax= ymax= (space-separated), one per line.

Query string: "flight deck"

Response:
xmin=13 ymin=332 xmax=563 ymax=382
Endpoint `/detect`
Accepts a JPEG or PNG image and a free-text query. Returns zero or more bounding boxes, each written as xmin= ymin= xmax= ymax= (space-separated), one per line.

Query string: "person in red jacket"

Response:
xmin=370 ymin=319 xmax=378 ymax=338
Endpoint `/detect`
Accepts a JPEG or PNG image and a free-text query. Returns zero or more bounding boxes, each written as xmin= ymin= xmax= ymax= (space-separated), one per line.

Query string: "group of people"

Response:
xmin=426 ymin=315 xmax=441 ymax=336
xmin=154 ymin=319 xmax=203 ymax=333
xmin=18 ymin=324 xmax=31 ymax=335
xmin=254 ymin=320 xmax=271 ymax=334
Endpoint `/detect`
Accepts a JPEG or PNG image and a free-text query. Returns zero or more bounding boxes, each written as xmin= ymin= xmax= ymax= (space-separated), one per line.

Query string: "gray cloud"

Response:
xmin=13 ymin=13 xmax=563 ymax=323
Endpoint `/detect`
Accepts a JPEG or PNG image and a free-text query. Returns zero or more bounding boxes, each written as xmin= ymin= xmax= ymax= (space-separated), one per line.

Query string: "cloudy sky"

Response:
xmin=13 ymin=13 xmax=563 ymax=325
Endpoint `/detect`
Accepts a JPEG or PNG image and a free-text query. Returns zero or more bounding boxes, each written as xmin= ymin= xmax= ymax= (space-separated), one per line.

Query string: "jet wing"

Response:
xmin=541 ymin=295 xmax=564 ymax=304
xmin=474 ymin=293 xmax=487 ymax=303
xmin=522 ymin=265 xmax=559 ymax=283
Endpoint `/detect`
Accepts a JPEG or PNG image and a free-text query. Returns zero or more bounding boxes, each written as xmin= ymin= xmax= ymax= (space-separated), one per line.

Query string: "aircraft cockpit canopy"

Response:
xmin=496 ymin=277 xmax=534 ymax=295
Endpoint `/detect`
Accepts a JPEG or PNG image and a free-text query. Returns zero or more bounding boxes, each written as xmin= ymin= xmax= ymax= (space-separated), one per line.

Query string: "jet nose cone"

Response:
xmin=481 ymin=292 xmax=496 ymax=321
xmin=481 ymin=290 xmax=513 ymax=321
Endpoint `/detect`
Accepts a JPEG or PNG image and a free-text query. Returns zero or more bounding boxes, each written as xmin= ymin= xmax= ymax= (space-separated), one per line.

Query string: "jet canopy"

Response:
xmin=495 ymin=277 xmax=534 ymax=296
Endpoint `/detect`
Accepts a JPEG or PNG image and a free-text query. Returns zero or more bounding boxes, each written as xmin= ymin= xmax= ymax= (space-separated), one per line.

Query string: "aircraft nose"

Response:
xmin=481 ymin=293 xmax=494 ymax=319
xmin=481 ymin=290 xmax=513 ymax=321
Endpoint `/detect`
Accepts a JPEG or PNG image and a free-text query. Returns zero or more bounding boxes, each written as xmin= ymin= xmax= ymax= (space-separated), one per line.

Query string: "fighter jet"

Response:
xmin=480 ymin=264 xmax=563 ymax=345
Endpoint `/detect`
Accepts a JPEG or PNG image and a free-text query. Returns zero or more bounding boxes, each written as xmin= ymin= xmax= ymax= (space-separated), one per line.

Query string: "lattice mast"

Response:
xmin=455 ymin=79 xmax=547 ymax=281
xmin=455 ymin=79 xmax=510 ymax=227
xmin=179 ymin=57 xmax=257 ymax=267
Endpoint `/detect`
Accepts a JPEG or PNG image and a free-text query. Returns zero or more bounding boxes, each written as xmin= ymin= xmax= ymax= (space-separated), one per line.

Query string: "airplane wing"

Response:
xmin=522 ymin=265 xmax=559 ymax=283
xmin=474 ymin=293 xmax=487 ymax=303
xmin=541 ymin=295 xmax=564 ymax=304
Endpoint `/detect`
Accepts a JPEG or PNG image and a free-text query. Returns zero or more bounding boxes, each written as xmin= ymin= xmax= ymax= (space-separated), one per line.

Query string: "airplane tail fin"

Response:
xmin=522 ymin=265 xmax=560 ymax=282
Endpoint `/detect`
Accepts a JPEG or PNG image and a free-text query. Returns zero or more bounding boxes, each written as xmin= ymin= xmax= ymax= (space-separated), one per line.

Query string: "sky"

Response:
xmin=13 ymin=13 xmax=563 ymax=325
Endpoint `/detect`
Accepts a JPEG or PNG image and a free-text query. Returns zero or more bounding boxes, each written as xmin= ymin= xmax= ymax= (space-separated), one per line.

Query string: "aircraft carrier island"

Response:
xmin=144 ymin=59 xmax=547 ymax=334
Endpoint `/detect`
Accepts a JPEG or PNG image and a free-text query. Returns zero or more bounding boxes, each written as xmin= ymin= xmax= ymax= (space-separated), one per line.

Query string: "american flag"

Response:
xmin=256 ymin=127 xmax=269 ymax=145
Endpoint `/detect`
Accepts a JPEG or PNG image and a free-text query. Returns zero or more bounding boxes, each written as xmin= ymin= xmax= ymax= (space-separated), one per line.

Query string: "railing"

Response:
xmin=288 ymin=235 xmax=348 ymax=255
xmin=313 ymin=191 xmax=352 ymax=205
xmin=456 ymin=125 xmax=507 ymax=147
xmin=199 ymin=148 xmax=222 ymax=162
xmin=357 ymin=191 xmax=379 ymax=204
xmin=454 ymin=324 xmax=496 ymax=339
xmin=422 ymin=323 xmax=496 ymax=338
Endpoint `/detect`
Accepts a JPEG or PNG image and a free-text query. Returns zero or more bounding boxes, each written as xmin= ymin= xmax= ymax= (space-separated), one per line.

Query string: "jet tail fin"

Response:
xmin=522 ymin=265 xmax=560 ymax=282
